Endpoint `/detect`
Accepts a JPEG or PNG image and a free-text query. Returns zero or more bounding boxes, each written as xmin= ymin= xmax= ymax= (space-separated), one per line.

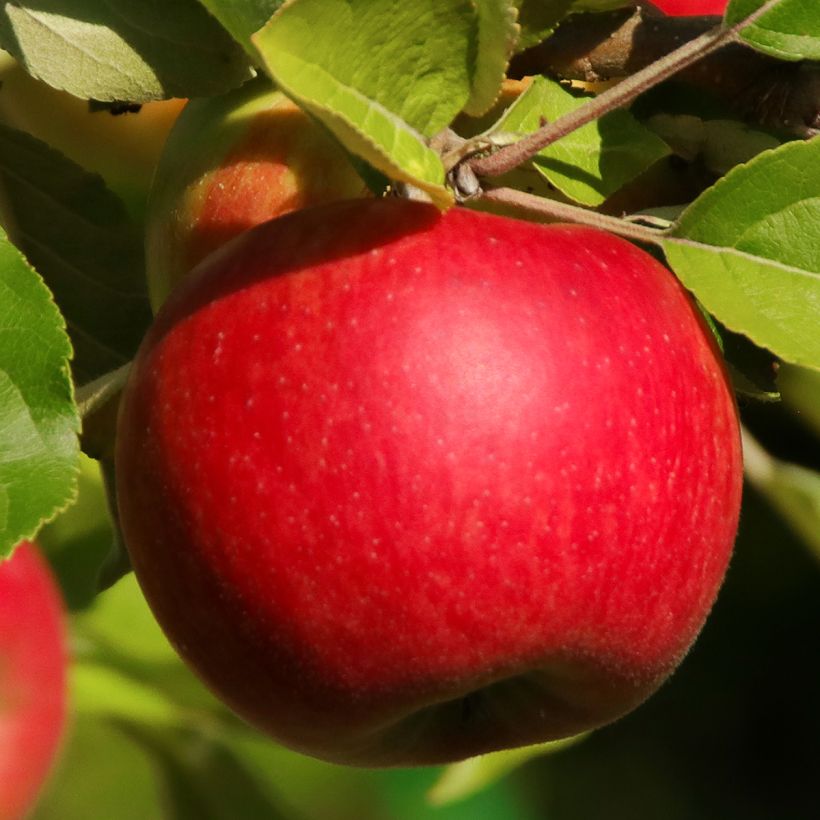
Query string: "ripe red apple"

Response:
xmin=146 ymin=77 xmax=369 ymax=310
xmin=0 ymin=542 xmax=68 ymax=817
xmin=116 ymin=199 xmax=742 ymax=766
xmin=648 ymin=0 xmax=727 ymax=15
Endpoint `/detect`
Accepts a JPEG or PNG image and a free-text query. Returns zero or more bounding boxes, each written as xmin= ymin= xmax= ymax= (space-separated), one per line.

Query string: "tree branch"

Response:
xmin=509 ymin=7 xmax=820 ymax=138
xmin=478 ymin=187 xmax=666 ymax=247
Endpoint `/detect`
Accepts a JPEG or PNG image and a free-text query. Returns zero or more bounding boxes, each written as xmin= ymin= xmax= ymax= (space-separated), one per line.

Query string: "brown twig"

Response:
xmin=479 ymin=187 xmax=666 ymax=246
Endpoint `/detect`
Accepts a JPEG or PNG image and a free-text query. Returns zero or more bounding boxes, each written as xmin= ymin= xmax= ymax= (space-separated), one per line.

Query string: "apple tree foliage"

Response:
xmin=0 ymin=0 xmax=819 ymax=815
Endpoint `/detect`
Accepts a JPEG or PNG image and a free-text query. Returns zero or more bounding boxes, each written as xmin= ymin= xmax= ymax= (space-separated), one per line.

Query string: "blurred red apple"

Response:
xmin=116 ymin=199 xmax=742 ymax=766
xmin=145 ymin=77 xmax=368 ymax=310
xmin=0 ymin=542 xmax=67 ymax=818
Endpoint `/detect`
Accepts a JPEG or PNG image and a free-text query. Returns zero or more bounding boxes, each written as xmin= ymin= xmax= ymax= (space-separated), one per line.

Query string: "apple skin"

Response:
xmin=146 ymin=77 xmax=368 ymax=311
xmin=116 ymin=199 xmax=742 ymax=766
xmin=649 ymin=0 xmax=727 ymax=15
xmin=0 ymin=542 xmax=68 ymax=818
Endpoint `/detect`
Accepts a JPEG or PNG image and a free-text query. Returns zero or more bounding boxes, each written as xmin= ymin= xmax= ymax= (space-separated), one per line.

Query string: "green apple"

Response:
xmin=145 ymin=77 xmax=369 ymax=311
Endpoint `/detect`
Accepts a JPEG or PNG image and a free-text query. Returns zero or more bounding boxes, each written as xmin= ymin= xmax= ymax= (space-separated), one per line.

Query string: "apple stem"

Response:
xmin=479 ymin=187 xmax=666 ymax=247
xmin=75 ymin=362 xmax=132 ymax=419
xmin=466 ymin=0 xmax=787 ymax=179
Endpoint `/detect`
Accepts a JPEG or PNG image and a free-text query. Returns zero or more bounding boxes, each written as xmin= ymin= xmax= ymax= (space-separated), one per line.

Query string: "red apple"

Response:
xmin=648 ymin=0 xmax=727 ymax=15
xmin=146 ymin=77 xmax=369 ymax=310
xmin=116 ymin=199 xmax=742 ymax=766
xmin=0 ymin=542 xmax=68 ymax=817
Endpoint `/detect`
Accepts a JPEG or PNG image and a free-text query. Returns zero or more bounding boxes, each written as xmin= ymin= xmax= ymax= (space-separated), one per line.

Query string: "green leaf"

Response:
xmin=428 ymin=735 xmax=587 ymax=806
xmin=196 ymin=0 xmax=283 ymax=56
xmin=74 ymin=573 xmax=186 ymax=666
xmin=261 ymin=0 xmax=475 ymax=137
xmin=73 ymin=573 xmax=239 ymax=726
xmin=779 ymin=364 xmax=820 ymax=439
xmin=645 ymin=115 xmax=782 ymax=176
xmin=0 ymin=0 xmax=252 ymax=102
xmin=663 ymin=139 xmax=820 ymax=371
xmin=62 ymin=572 xmax=296 ymax=817
xmin=720 ymin=327 xmax=779 ymax=402
xmin=727 ymin=0 xmax=820 ymax=61
xmin=513 ymin=1 xmax=571 ymax=52
xmin=120 ymin=726 xmax=294 ymax=820
xmin=463 ymin=0 xmax=520 ymax=118
xmin=32 ymin=717 xmax=169 ymax=820
xmin=253 ymin=0 xmax=479 ymax=204
xmin=94 ymin=456 xmax=133 ymax=592
xmin=0 ymin=229 xmax=78 ymax=557
xmin=33 ymin=717 xmax=295 ymax=820
xmin=494 ymin=77 xmax=670 ymax=206
xmin=72 ymin=663 xmax=186 ymax=727
xmin=764 ymin=463 xmax=820 ymax=560
xmin=743 ymin=429 xmax=820 ymax=561
xmin=0 ymin=125 xmax=152 ymax=384
xmin=513 ymin=0 xmax=629 ymax=52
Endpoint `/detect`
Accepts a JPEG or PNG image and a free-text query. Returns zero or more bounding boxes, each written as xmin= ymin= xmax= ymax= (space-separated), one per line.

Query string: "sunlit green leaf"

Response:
xmin=428 ymin=735 xmax=587 ymax=806
xmin=0 ymin=229 xmax=78 ymax=557
xmin=663 ymin=139 xmax=820 ymax=371
xmin=743 ymin=429 xmax=820 ymax=561
xmin=494 ymin=77 xmax=669 ymax=206
xmin=0 ymin=0 xmax=252 ymax=101
xmin=253 ymin=0 xmax=478 ymax=204
xmin=197 ymin=0 xmax=283 ymax=55
xmin=464 ymin=0 xmax=520 ymax=117
xmin=727 ymin=0 xmax=820 ymax=61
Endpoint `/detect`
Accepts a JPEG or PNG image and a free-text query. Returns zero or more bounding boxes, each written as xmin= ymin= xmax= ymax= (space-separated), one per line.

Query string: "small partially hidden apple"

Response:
xmin=145 ymin=76 xmax=369 ymax=311
xmin=0 ymin=542 xmax=67 ymax=818
xmin=649 ymin=0 xmax=727 ymax=15
xmin=116 ymin=199 xmax=742 ymax=766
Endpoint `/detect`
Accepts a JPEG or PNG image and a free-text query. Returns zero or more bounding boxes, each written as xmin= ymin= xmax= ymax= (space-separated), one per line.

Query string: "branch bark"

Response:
xmin=479 ymin=187 xmax=665 ymax=246
xmin=509 ymin=8 xmax=820 ymax=137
